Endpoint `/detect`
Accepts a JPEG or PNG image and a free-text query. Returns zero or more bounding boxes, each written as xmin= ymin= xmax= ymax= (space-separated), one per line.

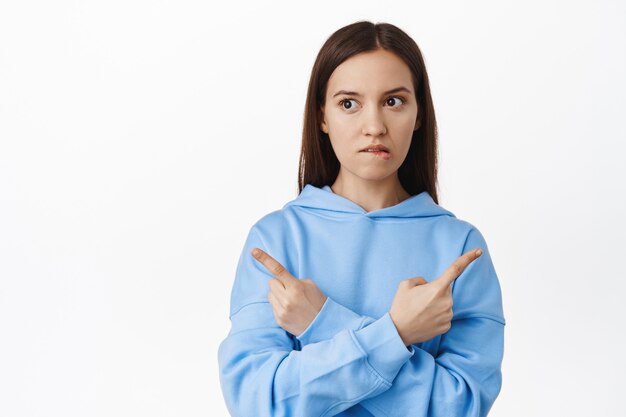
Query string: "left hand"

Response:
xmin=251 ymin=247 xmax=328 ymax=337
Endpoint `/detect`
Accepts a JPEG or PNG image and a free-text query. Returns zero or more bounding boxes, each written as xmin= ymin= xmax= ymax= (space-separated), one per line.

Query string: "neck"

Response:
xmin=330 ymin=171 xmax=411 ymax=213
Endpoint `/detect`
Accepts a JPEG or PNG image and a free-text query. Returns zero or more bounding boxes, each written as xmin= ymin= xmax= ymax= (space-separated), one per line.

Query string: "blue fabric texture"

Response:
xmin=218 ymin=184 xmax=506 ymax=416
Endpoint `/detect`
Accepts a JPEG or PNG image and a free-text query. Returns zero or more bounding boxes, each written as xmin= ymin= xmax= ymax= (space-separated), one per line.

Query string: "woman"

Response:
xmin=218 ymin=21 xmax=506 ymax=417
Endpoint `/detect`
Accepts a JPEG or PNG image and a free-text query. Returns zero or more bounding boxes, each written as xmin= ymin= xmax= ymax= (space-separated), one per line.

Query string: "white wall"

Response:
xmin=1 ymin=1 xmax=624 ymax=416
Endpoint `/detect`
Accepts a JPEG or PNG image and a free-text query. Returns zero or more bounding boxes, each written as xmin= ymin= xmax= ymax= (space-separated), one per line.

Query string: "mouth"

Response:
xmin=360 ymin=149 xmax=390 ymax=153
xmin=359 ymin=144 xmax=390 ymax=153
xmin=359 ymin=149 xmax=391 ymax=160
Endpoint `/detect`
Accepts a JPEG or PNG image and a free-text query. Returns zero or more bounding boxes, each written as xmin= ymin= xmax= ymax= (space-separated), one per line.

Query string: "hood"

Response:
xmin=282 ymin=184 xmax=455 ymax=219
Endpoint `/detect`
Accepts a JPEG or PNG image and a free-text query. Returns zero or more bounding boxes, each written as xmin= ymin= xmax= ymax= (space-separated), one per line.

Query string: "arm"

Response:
xmin=360 ymin=316 xmax=504 ymax=417
xmin=294 ymin=295 xmax=377 ymax=348
xmin=296 ymin=227 xmax=506 ymax=417
xmin=217 ymin=226 xmax=416 ymax=417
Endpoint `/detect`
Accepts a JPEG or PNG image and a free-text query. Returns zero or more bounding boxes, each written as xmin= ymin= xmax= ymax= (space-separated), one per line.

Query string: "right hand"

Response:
xmin=389 ymin=248 xmax=483 ymax=346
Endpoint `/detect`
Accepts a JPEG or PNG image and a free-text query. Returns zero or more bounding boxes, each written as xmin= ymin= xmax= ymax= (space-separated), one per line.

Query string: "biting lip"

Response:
xmin=359 ymin=144 xmax=390 ymax=153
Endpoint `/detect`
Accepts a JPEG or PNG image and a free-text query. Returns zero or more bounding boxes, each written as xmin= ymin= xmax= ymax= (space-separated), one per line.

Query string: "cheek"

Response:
xmin=326 ymin=117 xmax=357 ymax=158
xmin=392 ymin=111 xmax=418 ymax=130
xmin=325 ymin=111 xmax=354 ymax=134
xmin=394 ymin=117 xmax=418 ymax=148
xmin=328 ymin=140 xmax=354 ymax=162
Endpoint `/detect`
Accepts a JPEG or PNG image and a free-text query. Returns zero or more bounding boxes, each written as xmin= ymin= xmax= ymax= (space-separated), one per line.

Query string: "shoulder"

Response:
xmin=451 ymin=217 xmax=488 ymax=244
xmin=241 ymin=208 xmax=303 ymax=261
xmin=247 ymin=209 xmax=289 ymax=244
xmin=430 ymin=208 xmax=488 ymax=247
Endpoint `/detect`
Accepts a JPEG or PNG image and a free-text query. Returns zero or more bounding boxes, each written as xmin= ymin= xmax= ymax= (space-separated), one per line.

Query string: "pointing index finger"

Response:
xmin=433 ymin=248 xmax=483 ymax=289
xmin=251 ymin=247 xmax=298 ymax=287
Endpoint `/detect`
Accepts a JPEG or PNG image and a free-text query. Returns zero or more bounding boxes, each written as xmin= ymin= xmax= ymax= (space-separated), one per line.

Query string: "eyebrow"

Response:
xmin=332 ymin=86 xmax=412 ymax=98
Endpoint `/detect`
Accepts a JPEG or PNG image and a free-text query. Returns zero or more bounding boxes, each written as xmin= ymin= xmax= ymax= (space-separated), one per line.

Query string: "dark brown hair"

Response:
xmin=297 ymin=20 xmax=440 ymax=204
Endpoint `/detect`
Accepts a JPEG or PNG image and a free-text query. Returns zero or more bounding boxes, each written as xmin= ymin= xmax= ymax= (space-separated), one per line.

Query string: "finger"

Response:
xmin=432 ymin=248 xmax=483 ymax=289
xmin=412 ymin=277 xmax=428 ymax=286
xmin=267 ymin=290 xmax=284 ymax=310
xmin=404 ymin=276 xmax=428 ymax=288
xmin=268 ymin=277 xmax=286 ymax=291
xmin=251 ymin=247 xmax=299 ymax=288
xmin=268 ymin=278 xmax=287 ymax=307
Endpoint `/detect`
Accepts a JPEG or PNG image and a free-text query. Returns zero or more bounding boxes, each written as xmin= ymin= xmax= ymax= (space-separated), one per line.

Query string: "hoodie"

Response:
xmin=217 ymin=184 xmax=506 ymax=417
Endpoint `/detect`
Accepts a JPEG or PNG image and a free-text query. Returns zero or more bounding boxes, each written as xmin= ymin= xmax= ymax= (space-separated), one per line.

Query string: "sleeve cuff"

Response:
xmin=351 ymin=312 xmax=415 ymax=385
xmin=296 ymin=296 xmax=371 ymax=346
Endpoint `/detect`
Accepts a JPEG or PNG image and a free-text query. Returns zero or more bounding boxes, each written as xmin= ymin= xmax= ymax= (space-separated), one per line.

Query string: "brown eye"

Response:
xmin=340 ymin=99 xmax=357 ymax=110
xmin=386 ymin=96 xmax=405 ymax=107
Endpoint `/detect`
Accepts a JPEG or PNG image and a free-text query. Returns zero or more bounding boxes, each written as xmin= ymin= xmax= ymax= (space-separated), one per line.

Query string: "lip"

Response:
xmin=361 ymin=150 xmax=391 ymax=161
xmin=359 ymin=144 xmax=390 ymax=153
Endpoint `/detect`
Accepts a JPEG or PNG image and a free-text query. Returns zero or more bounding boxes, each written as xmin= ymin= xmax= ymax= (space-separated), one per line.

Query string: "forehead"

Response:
xmin=327 ymin=49 xmax=413 ymax=95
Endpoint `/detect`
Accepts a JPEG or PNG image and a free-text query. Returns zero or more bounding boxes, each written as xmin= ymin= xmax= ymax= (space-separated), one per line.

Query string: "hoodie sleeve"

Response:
xmin=297 ymin=227 xmax=507 ymax=417
xmin=217 ymin=225 xmax=416 ymax=417
xmin=295 ymin=295 xmax=377 ymax=347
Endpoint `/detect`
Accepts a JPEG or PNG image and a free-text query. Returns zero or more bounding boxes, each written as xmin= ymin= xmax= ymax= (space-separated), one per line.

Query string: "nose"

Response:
xmin=361 ymin=105 xmax=387 ymax=136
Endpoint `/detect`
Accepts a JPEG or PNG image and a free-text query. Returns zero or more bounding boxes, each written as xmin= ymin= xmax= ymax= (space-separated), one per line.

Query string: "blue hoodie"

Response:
xmin=218 ymin=184 xmax=506 ymax=417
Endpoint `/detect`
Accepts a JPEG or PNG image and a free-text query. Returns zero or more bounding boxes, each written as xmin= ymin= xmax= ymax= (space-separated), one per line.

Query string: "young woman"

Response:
xmin=218 ymin=21 xmax=506 ymax=417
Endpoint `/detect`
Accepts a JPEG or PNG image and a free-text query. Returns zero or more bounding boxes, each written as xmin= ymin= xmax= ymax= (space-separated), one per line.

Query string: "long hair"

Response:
xmin=297 ymin=20 xmax=440 ymax=204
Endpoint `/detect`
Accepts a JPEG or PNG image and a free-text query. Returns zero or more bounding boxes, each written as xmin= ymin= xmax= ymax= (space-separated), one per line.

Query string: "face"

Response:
xmin=320 ymin=48 xmax=421 ymax=183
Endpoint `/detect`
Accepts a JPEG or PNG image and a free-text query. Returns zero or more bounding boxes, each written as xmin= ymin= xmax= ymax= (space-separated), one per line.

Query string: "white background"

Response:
xmin=1 ymin=1 xmax=625 ymax=416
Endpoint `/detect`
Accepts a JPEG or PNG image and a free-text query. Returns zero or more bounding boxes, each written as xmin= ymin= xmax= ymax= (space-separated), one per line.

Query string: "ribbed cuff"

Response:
xmin=351 ymin=312 xmax=415 ymax=384
xmin=296 ymin=297 xmax=369 ymax=346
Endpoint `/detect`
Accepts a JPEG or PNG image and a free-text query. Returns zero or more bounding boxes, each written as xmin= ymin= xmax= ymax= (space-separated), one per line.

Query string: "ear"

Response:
xmin=318 ymin=106 xmax=328 ymax=134
xmin=414 ymin=116 xmax=421 ymax=131
xmin=414 ymin=103 xmax=421 ymax=131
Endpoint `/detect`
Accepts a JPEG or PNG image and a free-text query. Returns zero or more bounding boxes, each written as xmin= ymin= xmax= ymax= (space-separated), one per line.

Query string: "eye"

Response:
xmin=338 ymin=96 xmax=406 ymax=112
xmin=385 ymin=96 xmax=406 ymax=108
xmin=339 ymin=98 xmax=358 ymax=110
